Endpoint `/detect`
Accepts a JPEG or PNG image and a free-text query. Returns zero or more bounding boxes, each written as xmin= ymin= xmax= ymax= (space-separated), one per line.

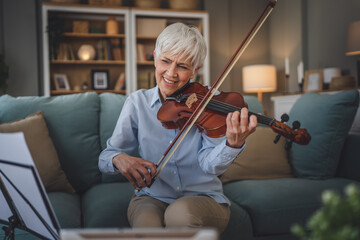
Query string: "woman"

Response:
xmin=99 ymin=22 xmax=257 ymax=233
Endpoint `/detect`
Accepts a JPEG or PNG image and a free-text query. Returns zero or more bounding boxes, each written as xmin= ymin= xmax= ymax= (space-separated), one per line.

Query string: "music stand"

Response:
xmin=0 ymin=132 xmax=60 ymax=240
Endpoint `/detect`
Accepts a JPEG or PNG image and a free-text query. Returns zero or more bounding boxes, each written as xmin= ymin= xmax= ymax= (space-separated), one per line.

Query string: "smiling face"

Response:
xmin=154 ymin=52 xmax=199 ymax=101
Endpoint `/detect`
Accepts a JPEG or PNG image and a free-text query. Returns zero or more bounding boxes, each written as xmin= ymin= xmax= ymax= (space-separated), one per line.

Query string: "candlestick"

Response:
xmin=297 ymin=61 xmax=304 ymax=92
xmin=285 ymin=58 xmax=290 ymax=76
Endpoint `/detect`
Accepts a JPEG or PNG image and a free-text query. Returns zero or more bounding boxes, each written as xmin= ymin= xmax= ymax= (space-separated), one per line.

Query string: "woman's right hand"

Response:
xmin=112 ymin=153 xmax=157 ymax=190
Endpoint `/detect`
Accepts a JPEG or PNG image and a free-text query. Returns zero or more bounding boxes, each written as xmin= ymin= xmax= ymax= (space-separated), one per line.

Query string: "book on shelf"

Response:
xmin=137 ymin=71 xmax=155 ymax=89
xmin=96 ymin=40 xmax=104 ymax=60
xmin=67 ymin=44 xmax=75 ymax=60
xmin=57 ymin=43 xmax=75 ymax=60
xmin=149 ymin=71 xmax=156 ymax=88
xmin=110 ymin=38 xmax=122 ymax=60
xmin=136 ymin=43 xmax=146 ymax=62
xmin=114 ymin=72 xmax=125 ymax=90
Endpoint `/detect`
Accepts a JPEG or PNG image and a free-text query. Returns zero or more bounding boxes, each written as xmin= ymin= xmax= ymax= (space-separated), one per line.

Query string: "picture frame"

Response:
xmin=54 ymin=73 xmax=70 ymax=90
xmin=91 ymin=70 xmax=109 ymax=90
xmin=304 ymin=69 xmax=324 ymax=92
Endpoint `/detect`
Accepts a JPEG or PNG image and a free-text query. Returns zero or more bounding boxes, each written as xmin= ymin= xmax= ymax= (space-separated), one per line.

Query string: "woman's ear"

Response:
xmin=191 ymin=66 xmax=201 ymax=79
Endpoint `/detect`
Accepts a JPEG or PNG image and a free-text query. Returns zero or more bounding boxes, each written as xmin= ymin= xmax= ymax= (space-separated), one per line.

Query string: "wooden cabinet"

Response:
xmin=41 ymin=4 xmax=209 ymax=96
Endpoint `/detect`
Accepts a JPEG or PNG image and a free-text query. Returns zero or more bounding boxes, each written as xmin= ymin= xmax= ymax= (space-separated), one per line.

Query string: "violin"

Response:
xmin=149 ymin=0 xmax=306 ymax=186
xmin=157 ymin=82 xmax=311 ymax=146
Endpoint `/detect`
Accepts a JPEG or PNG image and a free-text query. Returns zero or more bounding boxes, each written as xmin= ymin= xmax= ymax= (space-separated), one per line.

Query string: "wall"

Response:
xmin=2 ymin=0 xmax=39 ymax=96
xmin=269 ymin=0 xmax=303 ymax=93
xmin=205 ymin=0 xmax=271 ymax=110
xmin=306 ymin=0 xmax=360 ymax=78
xmin=0 ymin=0 xmax=3 ymax=55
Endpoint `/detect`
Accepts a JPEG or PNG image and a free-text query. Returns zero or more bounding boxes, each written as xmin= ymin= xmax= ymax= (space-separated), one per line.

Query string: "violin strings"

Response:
xmin=194 ymin=94 xmax=274 ymax=125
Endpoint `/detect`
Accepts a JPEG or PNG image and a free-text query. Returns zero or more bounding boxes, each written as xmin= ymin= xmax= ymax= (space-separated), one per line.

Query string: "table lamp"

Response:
xmin=345 ymin=20 xmax=360 ymax=85
xmin=242 ymin=64 xmax=277 ymax=103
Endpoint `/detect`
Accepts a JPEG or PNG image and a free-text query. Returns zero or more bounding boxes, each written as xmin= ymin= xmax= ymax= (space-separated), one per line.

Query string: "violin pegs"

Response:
xmin=273 ymin=133 xmax=282 ymax=144
xmin=292 ymin=120 xmax=300 ymax=130
xmin=280 ymin=113 xmax=289 ymax=123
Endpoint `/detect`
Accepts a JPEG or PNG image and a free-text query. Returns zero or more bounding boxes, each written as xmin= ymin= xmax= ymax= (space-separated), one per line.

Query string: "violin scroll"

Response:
xmin=271 ymin=114 xmax=311 ymax=148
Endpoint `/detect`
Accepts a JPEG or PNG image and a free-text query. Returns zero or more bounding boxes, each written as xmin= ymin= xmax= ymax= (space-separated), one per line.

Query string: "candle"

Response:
xmin=297 ymin=61 xmax=304 ymax=84
xmin=285 ymin=58 xmax=290 ymax=76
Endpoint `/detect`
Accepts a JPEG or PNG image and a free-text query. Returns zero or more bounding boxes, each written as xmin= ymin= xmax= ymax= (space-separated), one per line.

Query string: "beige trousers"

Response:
xmin=127 ymin=195 xmax=230 ymax=233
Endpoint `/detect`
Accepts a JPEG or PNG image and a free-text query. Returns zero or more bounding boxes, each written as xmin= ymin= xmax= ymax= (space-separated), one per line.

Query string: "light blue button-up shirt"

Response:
xmin=98 ymin=86 xmax=245 ymax=205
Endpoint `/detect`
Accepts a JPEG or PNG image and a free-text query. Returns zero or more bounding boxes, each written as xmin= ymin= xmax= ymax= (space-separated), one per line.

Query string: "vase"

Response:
xmin=106 ymin=17 xmax=119 ymax=35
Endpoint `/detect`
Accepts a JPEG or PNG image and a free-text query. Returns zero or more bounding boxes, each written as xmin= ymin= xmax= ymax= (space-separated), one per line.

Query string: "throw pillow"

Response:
xmin=288 ymin=90 xmax=359 ymax=179
xmin=220 ymin=127 xmax=292 ymax=184
xmin=0 ymin=111 xmax=75 ymax=193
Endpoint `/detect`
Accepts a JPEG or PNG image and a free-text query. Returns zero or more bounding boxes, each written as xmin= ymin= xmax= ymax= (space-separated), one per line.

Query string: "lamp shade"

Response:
xmin=242 ymin=64 xmax=277 ymax=93
xmin=346 ymin=20 xmax=360 ymax=56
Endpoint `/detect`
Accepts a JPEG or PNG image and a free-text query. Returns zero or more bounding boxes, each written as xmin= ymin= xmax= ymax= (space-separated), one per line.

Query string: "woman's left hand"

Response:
xmin=225 ymin=108 xmax=257 ymax=148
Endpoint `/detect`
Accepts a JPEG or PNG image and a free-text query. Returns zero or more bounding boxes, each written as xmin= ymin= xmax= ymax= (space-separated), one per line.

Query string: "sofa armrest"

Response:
xmin=336 ymin=134 xmax=360 ymax=181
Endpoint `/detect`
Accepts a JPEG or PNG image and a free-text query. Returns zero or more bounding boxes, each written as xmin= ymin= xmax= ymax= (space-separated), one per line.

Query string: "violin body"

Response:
xmin=158 ymin=82 xmax=248 ymax=138
xmin=157 ymin=82 xmax=311 ymax=145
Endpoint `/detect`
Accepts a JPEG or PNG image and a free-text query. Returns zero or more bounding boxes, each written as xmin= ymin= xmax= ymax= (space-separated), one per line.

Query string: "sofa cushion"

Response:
xmin=99 ymin=93 xmax=127 ymax=150
xmin=223 ymin=178 xmax=359 ymax=236
xmin=0 ymin=112 xmax=74 ymax=193
xmin=47 ymin=192 xmax=82 ymax=228
xmin=81 ymin=182 xmax=134 ymax=228
xmin=288 ymin=90 xmax=359 ymax=179
xmin=99 ymin=93 xmax=129 ymax=183
xmin=0 ymin=93 xmax=102 ymax=192
xmin=336 ymin=134 xmax=360 ymax=181
xmin=220 ymin=127 xmax=292 ymax=183
xmin=221 ymin=200 xmax=253 ymax=240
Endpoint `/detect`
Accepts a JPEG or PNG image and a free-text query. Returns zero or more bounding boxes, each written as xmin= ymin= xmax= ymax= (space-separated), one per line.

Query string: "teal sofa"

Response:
xmin=0 ymin=90 xmax=359 ymax=240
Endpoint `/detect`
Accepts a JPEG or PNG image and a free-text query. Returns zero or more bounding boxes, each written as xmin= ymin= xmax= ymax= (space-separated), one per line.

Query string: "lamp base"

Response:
xmin=257 ymin=91 xmax=263 ymax=103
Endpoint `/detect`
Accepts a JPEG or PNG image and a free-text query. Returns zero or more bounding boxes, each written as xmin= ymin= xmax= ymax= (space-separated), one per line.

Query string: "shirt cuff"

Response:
xmin=222 ymin=140 xmax=246 ymax=159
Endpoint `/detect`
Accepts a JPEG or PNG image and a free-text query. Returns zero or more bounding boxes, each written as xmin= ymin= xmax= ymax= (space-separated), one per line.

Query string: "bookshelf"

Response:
xmin=41 ymin=4 xmax=209 ymax=96
xmin=42 ymin=3 xmax=130 ymax=96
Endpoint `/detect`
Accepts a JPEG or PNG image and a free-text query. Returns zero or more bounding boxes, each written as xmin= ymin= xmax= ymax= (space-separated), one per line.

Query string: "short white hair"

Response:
xmin=154 ymin=22 xmax=207 ymax=71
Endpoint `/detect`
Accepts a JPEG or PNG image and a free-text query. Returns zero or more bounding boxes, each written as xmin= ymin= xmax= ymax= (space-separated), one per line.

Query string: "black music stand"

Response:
xmin=0 ymin=133 xmax=60 ymax=240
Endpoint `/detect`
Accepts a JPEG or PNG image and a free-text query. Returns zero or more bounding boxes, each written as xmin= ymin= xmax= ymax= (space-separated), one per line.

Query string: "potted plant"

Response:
xmin=291 ymin=184 xmax=360 ymax=240
xmin=0 ymin=54 xmax=9 ymax=94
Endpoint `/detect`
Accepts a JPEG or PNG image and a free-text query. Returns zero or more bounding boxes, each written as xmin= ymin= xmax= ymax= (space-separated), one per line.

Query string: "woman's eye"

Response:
xmin=162 ymin=59 xmax=169 ymax=63
xmin=179 ymin=65 xmax=188 ymax=70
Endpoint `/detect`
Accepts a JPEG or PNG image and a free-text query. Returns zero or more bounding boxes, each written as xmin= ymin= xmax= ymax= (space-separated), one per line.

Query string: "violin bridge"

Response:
xmin=185 ymin=93 xmax=198 ymax=109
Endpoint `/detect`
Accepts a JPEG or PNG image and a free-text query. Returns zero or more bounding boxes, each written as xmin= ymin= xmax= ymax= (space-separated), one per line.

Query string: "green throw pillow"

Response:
xmin=288 ymin=90 xmax=359 ymax=179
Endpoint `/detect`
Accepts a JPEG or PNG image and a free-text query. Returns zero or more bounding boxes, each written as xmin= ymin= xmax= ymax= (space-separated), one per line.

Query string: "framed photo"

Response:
xmin=54 ymin=74 xmax=70 ymax=90
xmin=304 ymin=69 xmax=324 ymax=92
xmin=91 ymin=70 xmax=109 ymax=90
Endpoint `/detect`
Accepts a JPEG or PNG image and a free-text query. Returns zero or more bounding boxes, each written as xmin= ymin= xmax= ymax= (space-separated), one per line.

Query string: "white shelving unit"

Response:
xmin=41 ymin=4 xmax=131 ymax=96
xmin=41 ymin=4 xmax=209 ymax=96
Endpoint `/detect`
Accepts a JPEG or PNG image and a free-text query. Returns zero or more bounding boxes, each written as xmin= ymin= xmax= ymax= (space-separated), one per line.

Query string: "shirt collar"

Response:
xmin=150 ymin=86 xmax=162 ymax=107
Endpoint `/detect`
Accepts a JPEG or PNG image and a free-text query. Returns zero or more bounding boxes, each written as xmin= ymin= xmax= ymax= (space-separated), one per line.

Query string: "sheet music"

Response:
xmin=0 ymin=132 xmax=60 ymax=240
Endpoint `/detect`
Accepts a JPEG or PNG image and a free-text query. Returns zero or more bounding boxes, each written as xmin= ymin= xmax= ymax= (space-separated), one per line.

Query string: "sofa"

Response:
xmin=0 ymin=89 xmax=359 ymax=240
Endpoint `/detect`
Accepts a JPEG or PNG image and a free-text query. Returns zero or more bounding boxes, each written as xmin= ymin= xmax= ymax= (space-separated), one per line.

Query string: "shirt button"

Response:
xmin=176 ymin=186 xmax=180 ymax=190
xmin=173 ymin=171 xmax=177 ymax=174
